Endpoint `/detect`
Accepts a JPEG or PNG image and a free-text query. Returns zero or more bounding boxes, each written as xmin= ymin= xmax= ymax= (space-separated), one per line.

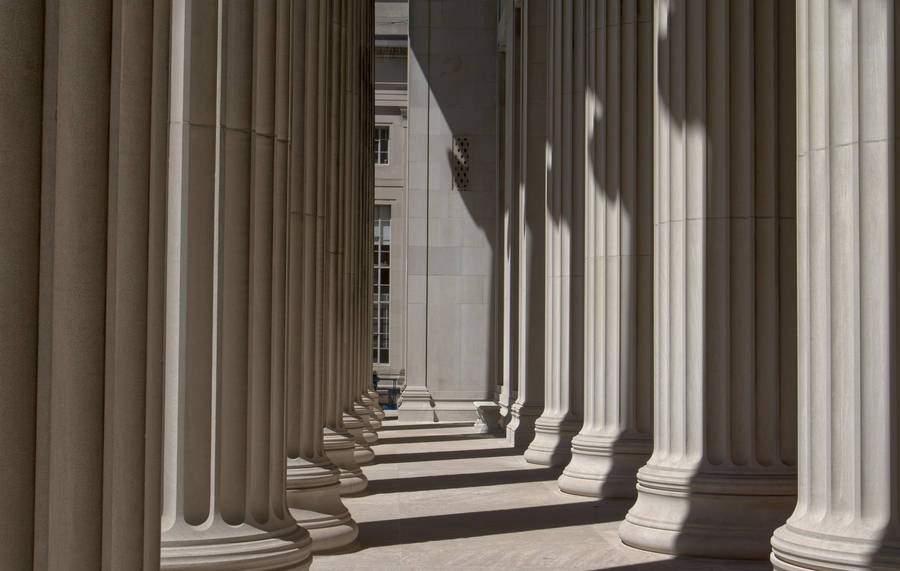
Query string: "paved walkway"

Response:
xmin=312 ymin=420 xmax=771 ymax=570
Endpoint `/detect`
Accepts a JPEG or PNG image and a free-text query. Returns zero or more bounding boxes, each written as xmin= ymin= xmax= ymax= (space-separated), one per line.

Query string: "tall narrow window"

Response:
xmin=373 ymin=205 xmax=391 ymax=364
xmin=374 ymin=125 xmax=389 ymax=165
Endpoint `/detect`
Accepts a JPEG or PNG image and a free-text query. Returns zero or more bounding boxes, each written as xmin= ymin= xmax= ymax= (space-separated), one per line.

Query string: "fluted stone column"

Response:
xmin=160 ymin=3 xmax=310 ymax=567
xmin=524 ymin=0 xmax=585 ymax=467
xmin=339 ymin=0 xmax=375 ymax=467
xmin=498 ymin=0 xmax=521 ymax=425
xmin=619 ymin=0 xmax=797 ymax=559
xmin=507 ymin=0 xmax=548 ymax=450
xmin=322 ymin=0 xmax=368 ymax=496
xmin=6 ymin=2 xmax=170 ymax=568
xmin=771 ymin=1 xmax=900 ymax=568
xmin=349 ymin=2 xmax=381 ymax=446
xmin=357 ymin=9 xmax=385 ymax=431
xmin=285 ymin=1 xmax=359 ymax=551
xmin=0 ymin=3 xmax=45 ymax=567
xmin=559 ymin=0 xmax=653 ymax=499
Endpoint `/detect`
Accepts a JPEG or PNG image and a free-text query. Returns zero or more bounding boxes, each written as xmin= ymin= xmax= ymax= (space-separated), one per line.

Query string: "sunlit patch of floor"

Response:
xmin=311 ymin=420 xmax=770 ymax=570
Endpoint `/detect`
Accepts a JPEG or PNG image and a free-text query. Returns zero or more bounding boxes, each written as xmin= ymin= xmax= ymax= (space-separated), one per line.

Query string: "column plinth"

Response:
xmin=353 ymin=402 xmax=380 ymax=443
xmin=524 ymin=416 xmax=580 ymax=466
xmin=398 ymin=385 xmax=436 ymax=422
xmin=507 ymin=403 xmax=542 ymax=449
xmin=364 ymin=389 xmax=385 ymax=421
xmin=342 ymin=412 xmax=375 ymax=465
xmin=559 ymin=434 xmax=650 ymax=498
xmin=286 ymin=457 xmax=358 ymax=553
xmin=162 ymin=522 xmax=310 ymax=571
xmin=323 ymin=428 xmax=368 ymax=495
xmin=621 ymin=466 xmax=795 ymax=558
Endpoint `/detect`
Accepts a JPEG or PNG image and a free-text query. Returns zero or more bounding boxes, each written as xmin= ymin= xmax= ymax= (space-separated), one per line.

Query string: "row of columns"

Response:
xmin=0 ymin=1 xmax=380 ymax=569
xmin=498 ymin=0 xmax=900 ymax=566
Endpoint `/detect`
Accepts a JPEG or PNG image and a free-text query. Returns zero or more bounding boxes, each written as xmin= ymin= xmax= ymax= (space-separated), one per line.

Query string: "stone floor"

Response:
xmin=313 ymin=420 xmax=771 ymax=570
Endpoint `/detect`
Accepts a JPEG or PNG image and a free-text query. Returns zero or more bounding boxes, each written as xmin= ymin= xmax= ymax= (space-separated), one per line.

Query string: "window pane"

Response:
xmin=380 ymin=268 xmax=389 ymax=285
xmin=381 ymin=251 xmax=390 ymax=266
xmin=380 ymin=349 xmax=389 ymax=363
xmin=381 ymin=286 xmax=390 ymax=301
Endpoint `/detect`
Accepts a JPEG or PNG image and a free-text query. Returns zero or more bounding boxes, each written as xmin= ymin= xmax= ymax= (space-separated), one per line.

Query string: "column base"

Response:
xmin=323 ymin=427 xmax=368 ymax=495
xmin=771 ymin=519 xmax=900 ymax=570
xmin=497 ymin=392 xmax=515 ymax=421
xmin=361 ymin=425 xmax=378 ymax=445
xmin=352 ymin=402 xmax=381 ymax=439
xmin=397 ymin=385 xmax=435 ymax=422
xmin=286 ymin=457 xmax=359 ymax=553
xmin=161 ymin=519 xmax=311 ymax=570
xmin=619 ymin=463 xmax=796 ymax=560
xmin=557 ymin=432 xmax=650 ymax=498
xmin=523 ymin=413 xmax=580 ymax=466
xmin=365 ymin=389 xmax=385 ymax=421
xmin=342 ymin=412 xmax=375 ymax=465
xmin=506 ymin=402 xmax=542 ymax=449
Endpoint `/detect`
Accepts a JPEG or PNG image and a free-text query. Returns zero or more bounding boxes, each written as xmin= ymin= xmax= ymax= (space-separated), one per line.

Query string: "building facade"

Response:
xmin=373 ymin=0 xmax=409 ymax=393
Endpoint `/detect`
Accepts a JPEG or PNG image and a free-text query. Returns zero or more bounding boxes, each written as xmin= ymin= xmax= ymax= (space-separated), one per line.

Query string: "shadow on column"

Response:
xmin=620 ymin=1 xmax=798 ymax=560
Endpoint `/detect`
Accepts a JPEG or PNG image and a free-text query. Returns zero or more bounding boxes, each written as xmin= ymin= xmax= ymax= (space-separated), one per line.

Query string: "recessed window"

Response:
xmin=374 ymin=126 xmax=389 ymax=165
xmin=373 ymin=205 xmax=391 ymax=364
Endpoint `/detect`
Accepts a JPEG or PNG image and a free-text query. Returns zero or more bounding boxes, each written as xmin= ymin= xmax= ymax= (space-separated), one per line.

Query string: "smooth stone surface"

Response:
xmin=311 ymin=421 xmax=769 ymax=570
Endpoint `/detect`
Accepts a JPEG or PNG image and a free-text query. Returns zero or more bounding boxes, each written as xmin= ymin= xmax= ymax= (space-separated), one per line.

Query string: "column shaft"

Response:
xmin=559 ymin=0 xmax=653 ymax=499
xmin=34 ymin=2 xmax=112 ymax=565
xmin=619 ymin=0 xmax=797 ymax=559
xmin=0 ymin=2 xmax=43 ymax=567
xmin=160 ymin=2 xmax=310 ymax=567
xmin=524 ymin=0 xmax=585 ymax=467
xmin=508 ymin=0 xmax=548 ymax=450
xmin=771 ymin=0 xmax=900 ymax=568
xmin=499 ymin=0 xmax=521 ymax=423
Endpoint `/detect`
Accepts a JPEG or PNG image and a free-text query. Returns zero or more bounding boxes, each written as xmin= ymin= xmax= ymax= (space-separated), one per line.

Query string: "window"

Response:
xmin=374 ymin=126 xmax=389 ymax=165
xmin=373 ymin=205 xmax=391 ymax=364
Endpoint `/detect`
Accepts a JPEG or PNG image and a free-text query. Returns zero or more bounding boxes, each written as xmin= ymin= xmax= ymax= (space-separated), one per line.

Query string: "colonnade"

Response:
xmin=0 ymin=1 xmax=378 ymax=569
xmin=498 ymin=0 xmax=900 ymax=566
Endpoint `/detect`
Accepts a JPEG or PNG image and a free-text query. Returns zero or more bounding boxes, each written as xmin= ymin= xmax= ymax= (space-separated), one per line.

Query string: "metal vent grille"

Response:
xmin=451 ymin=136 xmax=470 ymax=191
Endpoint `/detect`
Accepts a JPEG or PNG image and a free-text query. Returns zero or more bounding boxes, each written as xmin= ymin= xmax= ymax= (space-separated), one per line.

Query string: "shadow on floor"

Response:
xmin=356 ymin=500 xmax=631 ymax=548
xmin=368 ymin=466 xmax=563 ymax=493
xmin=377 ymin=433 xmax=502 ymax=445
xmin=599 ymin=558 xmax=771 ymax=570
xmin=377 ymin=421 xmax=474 ymax=431
xmin=373 ymin=447 xmax=523 ymax=464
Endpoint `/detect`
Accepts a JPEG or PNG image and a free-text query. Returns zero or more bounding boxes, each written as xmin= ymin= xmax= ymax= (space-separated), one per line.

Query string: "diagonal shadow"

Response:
xmin=373 ymin=447 xmax=522 ymax=464
xmin=377 ymin=433 xmax=502 ymax=445
xmin=355 ymin=500 xmax=630 ymax=548
xmin=600 ymin=559 xmax=770 ymax=571
xmin=377 ymin=421 xmax=474 ymax=431
xmin=367 ymin=466 xmax=562 ymax=493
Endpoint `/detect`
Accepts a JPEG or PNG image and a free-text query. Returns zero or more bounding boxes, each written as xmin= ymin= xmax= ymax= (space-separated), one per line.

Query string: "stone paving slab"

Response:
xmin=312 ymin=420 xmax=771 ymax=571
